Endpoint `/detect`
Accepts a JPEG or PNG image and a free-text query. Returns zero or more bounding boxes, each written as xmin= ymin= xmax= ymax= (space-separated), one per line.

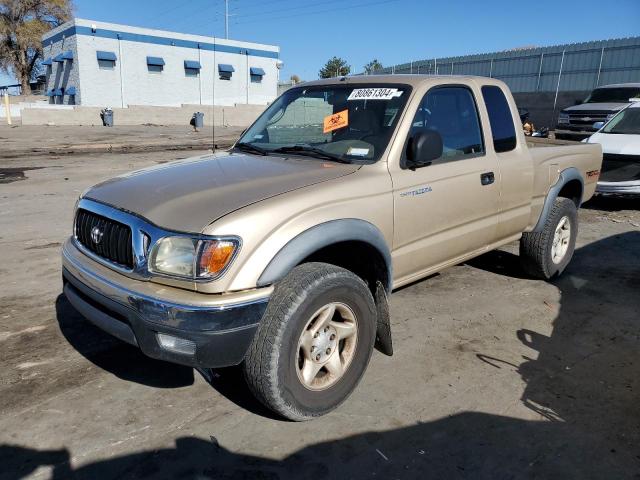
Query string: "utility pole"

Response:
xmin=225 ymin=0 xmax=229 ymax=39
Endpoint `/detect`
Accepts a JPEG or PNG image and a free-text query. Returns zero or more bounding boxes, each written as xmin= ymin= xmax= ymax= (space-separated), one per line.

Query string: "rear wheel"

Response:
xmin=243 ymin=262 xmax=376 ymax=421
xmin=520 ymin=197 xmax=578 ymax=280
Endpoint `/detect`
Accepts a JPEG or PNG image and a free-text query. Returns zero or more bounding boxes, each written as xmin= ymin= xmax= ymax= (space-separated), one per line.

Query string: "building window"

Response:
xmin=218 ymin=64 xmax=235 ymax=80
xmin=98 ymin=59 xmax=115 ymax=70
xmin=184 ymin=60 xmax=201 ymax=77
xmin=250 ymin=67 xmax=265 ymax=83
xmin=146 ymin=56 xmax=165 ymax=74
xmin=97 ymin=51 xmax=117 ymax=70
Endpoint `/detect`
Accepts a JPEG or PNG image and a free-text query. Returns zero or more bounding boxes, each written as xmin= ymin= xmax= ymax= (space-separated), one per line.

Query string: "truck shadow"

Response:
xmin=29 ymin=231 xmax=638 ymax=479
xmin=582 ymin=194 xmax=640 ymax=212
xmin=55 ymin=295 xmax=195 ymax=389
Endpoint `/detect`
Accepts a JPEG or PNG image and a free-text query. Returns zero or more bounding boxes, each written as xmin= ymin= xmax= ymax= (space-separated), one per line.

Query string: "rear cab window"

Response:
xmin=481 ymin=85 xmax=517 ymax=153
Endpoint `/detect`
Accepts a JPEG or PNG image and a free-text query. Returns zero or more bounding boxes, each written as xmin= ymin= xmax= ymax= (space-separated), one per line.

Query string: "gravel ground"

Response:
xmin=0 ymin=146 xmax=639 ymax=480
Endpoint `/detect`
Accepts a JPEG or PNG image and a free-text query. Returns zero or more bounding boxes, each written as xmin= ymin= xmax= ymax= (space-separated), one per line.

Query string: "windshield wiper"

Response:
xmin=234 ymin=142 xmax=269 ymax=156
xmin=272 ymin=145 xmax=351 ymax=164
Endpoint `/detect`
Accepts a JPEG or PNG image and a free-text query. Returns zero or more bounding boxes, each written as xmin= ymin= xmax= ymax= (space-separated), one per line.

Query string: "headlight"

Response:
xmin=558 ymin=112 xmax=569 ymax=124
xmin=149 ymin=236 xmax=239 ymax=280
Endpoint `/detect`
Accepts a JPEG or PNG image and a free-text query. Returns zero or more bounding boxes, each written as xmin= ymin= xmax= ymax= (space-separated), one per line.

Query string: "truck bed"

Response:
xmin=526 ymin=141 xmax=602 ymax=230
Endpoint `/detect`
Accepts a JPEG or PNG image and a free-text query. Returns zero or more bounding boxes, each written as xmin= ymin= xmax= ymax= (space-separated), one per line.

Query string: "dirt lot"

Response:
xmin=0 ymin=138 xmax=639 ymax=479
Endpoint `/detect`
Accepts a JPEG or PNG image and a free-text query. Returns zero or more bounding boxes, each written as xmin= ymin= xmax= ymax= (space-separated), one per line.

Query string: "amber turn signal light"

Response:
xmin=197 ymin=240 xmax=237 ymax=278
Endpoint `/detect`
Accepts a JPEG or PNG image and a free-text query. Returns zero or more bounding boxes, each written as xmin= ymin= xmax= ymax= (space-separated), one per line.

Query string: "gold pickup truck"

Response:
xmin=62 ymin=76 xmax=602 ymax=420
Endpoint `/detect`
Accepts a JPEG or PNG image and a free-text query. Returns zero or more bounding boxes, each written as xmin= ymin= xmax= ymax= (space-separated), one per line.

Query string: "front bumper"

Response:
xmin=62 ymin=238 xmax=270 ymax=368
xmin=596 ymin=180 xmax=640 ymax=196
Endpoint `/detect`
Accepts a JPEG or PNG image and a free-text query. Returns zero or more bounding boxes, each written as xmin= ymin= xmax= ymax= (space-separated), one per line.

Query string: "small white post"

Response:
xmin=3 ymin=92 xmax=12 ymax=125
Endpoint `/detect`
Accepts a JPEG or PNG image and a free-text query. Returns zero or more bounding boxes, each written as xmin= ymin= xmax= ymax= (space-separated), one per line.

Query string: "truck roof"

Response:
xmin=299 ymin=74 xmax=506 ymax=88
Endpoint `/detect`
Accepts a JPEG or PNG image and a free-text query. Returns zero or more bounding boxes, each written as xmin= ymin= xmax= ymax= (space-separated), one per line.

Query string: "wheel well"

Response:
xmin=557 ymin=179 xmax=582 ymax=207
xmin=300 ymin=241 xmax=390 ymax=295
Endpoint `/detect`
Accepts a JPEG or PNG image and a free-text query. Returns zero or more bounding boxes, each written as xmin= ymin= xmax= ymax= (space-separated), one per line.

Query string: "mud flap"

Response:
xmin=374 ymin=281 xmax=393 ymax=356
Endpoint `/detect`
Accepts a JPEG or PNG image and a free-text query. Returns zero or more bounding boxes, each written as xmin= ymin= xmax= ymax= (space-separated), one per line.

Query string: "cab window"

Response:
xmin=408 ymin=86 xmax=484 ymax=163
xmin=481 ymin=85 xmax=517 ymax=152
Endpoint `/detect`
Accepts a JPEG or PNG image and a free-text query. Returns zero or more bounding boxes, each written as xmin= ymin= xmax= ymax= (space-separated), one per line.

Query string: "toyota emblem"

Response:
xmin=91 ymin=226 xmax=104 ymax=244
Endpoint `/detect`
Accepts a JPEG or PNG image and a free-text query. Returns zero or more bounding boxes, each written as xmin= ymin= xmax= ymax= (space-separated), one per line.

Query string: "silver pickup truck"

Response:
xmin=62 ymin=75 xmax=602 ymax=420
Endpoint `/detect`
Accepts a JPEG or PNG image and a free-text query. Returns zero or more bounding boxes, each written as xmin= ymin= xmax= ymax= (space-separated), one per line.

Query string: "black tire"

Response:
xmin=520 ymin=197 xmax=578 ymax=280
xmin=243 ymin=262 xmax=377 ymax=421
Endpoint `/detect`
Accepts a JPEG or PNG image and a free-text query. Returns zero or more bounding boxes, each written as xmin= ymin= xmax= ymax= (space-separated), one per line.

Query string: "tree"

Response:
xmin=290 ymin=74 xmax=300 ymax=84
xmin=0 ymin=0 xmax=72 ymax=93
xmin=364 ymin=59 xmax=383 ymax=75
xmin=319 ymin=56 xmax=350 ymax=79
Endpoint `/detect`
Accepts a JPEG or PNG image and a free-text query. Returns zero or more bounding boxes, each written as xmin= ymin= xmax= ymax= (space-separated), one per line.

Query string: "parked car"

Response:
xmin=585 ymin=101 xmax=640 ymax=195
xmin=62 ymin=76 xmax=602 ymax=420
xmin=555 ymin=83 xmax=640 ymax=140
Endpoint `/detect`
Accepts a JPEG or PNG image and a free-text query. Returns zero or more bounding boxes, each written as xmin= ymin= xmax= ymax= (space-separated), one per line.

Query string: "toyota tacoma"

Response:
xmin=62 ymin=76 xmax=602 ymax=420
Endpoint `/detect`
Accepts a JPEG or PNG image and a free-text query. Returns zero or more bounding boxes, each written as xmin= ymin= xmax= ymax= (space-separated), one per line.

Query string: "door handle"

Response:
xmin=480 ymin=172 xmax=495 ymax=186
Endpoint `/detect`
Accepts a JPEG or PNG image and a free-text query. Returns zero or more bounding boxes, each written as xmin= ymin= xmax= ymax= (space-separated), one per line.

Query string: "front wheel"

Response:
xmin=520 ymin=197 xmax=578 ymax=280
xmin=243 ymin=262 xmax=377 ymax=421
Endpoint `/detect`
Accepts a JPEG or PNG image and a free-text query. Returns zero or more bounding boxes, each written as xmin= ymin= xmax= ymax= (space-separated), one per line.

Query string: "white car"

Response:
xmin=586 ymin=102 xmax=640 ymax=195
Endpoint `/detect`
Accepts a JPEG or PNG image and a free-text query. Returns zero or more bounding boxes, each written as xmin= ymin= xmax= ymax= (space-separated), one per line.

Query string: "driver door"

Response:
xmin=391 ymin=85 xmax=500 ymax=286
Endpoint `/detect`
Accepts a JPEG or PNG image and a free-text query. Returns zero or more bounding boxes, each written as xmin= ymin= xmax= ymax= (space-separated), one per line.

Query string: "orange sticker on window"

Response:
xmin=323 ymin=109 xmax=349 ymax=134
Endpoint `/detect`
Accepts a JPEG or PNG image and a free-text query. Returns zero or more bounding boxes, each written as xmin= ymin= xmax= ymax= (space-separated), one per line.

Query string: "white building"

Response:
xmin=41 ymin=18 xmax=281 ymax=107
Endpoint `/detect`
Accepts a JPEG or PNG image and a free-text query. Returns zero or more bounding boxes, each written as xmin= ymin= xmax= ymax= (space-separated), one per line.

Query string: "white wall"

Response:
xmin=42 ymin=18 xmax=280 ymax=108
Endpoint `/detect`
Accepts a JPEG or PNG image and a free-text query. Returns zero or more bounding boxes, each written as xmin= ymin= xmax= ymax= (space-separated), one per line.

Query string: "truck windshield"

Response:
xmin=236 ymin=84 xmax=411 ymax=163
xmin=585 ymin=87 xmax=640 ymax=104
xmin=603 ymin=106 xmax=640 ymax=135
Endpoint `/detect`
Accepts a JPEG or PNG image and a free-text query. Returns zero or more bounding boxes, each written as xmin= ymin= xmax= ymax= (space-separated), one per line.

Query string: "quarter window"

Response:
xmin=481 ymin=85 xmax=517 ymax=152
xmin=408 ymin=86 xmax=484 ymax=163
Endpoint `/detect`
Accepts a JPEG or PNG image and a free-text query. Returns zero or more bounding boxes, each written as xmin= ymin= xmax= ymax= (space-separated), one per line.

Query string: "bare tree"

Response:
xmin=0 ymin=0 xmax=72 ymax=93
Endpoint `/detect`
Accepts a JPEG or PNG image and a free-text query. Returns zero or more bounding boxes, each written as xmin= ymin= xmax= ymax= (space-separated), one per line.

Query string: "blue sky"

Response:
xmin=2 ymin=0 xmax=639 ymax=85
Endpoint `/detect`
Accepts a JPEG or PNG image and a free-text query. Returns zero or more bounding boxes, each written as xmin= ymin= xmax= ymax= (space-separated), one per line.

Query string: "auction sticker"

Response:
xmin=348 ymin=88 xmax=403 ymax=101
xmin=323 ymin=109 xmax=349 ymax=134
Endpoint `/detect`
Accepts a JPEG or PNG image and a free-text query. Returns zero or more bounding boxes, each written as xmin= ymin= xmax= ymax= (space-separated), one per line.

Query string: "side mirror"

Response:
xmin=592 ymin=121 xmax=604 ymax=130
xmin=407 ymin=130 xmax=443 ymax=169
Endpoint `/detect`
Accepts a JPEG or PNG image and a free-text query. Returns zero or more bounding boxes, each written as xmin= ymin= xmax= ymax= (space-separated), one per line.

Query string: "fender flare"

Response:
xmin=532 ymin=167 xmax=584 ymax=232
xmin=257 ymin=219 xmax=393 ymax=292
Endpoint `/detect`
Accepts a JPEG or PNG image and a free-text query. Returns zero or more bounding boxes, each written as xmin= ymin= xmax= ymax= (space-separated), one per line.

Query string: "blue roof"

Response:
xmin=62 ymin=50 xmax=73 ymax=60
xmin=146 ymin=56 xmax=165 ymax=66
xmin=250 ymin=67 xmax=265 ymax=76
xmin=97 ymin=51 xmax=117 ymax=61
xmin=65 ymin=87 xmax=77 ymax=95
xmin=42 ymin=58 xmax=52 ymax=66
xmin=218 ymin=64 xmax=235 ymax=73
xmin=53 ymin=53 xmax=65 ymax=62
xmin=184 ymin=60 xmax=201 ymax=69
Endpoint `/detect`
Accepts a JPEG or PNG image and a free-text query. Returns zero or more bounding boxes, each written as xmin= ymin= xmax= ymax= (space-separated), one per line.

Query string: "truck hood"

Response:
xmin=563 ymin=102 xmax=629 ymax=113
xmin=84 ymin=152 xmax=360 ymax=232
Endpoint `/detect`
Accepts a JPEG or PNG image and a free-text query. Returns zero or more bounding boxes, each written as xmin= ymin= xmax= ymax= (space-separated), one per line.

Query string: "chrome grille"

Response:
xmin=75 ymin=208 xmax=133 ymax=268
xmin=567 ymin=111 xmax=609 ymax=127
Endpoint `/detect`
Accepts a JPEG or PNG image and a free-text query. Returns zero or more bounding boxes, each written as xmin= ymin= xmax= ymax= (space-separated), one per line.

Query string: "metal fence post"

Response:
xmin=595 ymin=47 xmax=605 ymax=87
xmin=536 ymin=53 xmax=544 ymax=92
xmin=552 ymin=50 xmax=566 ymax=121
